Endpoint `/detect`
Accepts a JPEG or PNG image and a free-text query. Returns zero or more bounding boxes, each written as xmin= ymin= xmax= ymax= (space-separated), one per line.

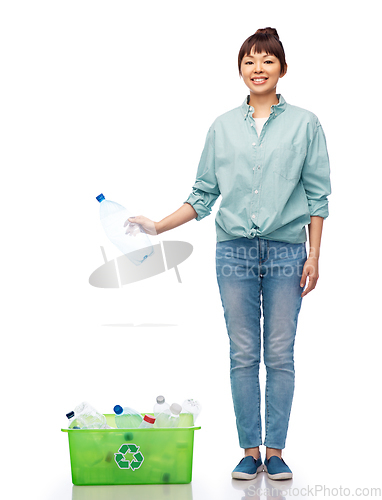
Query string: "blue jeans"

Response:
xmin=216 ymin=237 xmax=307 ymax=450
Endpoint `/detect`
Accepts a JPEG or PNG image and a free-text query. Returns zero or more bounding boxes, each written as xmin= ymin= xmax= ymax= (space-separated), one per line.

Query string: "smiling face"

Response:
xmin=240 ymin=49 xmax=287 ymax=97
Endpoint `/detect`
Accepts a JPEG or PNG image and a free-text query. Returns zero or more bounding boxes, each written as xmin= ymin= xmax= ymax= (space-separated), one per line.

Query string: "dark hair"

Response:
xmin=238 ymin=27 xmax=287 ymax=76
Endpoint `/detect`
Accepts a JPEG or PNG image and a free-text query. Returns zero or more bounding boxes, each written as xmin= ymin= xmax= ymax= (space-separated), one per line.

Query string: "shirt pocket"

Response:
xmin=273 ymin=146 xmax=306 ymax=181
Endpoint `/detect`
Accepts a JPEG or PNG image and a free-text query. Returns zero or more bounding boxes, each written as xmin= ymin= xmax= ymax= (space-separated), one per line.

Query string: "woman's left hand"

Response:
xmin=300 ymin=257 xmax=319 ymax=298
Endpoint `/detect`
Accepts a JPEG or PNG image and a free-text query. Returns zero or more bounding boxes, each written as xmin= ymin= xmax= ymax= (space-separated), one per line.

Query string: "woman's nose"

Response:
xmin=253 ymin=64 xmax=263 ymax=73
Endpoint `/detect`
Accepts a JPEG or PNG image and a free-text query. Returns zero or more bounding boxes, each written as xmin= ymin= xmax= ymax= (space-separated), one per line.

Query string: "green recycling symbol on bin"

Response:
xmin=114 ymin=443 xmax=144 ymax=471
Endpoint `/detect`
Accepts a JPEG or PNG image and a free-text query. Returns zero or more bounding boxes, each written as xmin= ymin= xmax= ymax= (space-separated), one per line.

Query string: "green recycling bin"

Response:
xmin=62 ymin=413 xmax=201 ymax=485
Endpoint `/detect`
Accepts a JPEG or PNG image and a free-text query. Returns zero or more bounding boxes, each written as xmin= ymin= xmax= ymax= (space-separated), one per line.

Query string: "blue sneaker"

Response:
xmin=264 ymin=456 xmax=293 ymax=480
xmin=232 ymin=455 xmax=263 ymax=480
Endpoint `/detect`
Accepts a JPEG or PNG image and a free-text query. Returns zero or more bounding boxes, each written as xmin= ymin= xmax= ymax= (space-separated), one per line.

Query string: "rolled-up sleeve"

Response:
xmin=301 ymin=120 xmax=331 ymax=219
xmin=184 ymin=125 xmax=220 ymax=221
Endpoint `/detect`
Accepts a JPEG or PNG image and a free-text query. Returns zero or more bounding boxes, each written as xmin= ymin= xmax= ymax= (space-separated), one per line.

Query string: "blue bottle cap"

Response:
xmin=114 ymin=405 xmax=123 ymax=415
xmin=96 ymin=193 xmax=105 ymax=203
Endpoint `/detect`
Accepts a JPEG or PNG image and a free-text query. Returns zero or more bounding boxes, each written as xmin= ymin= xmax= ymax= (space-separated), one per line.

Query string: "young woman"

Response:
xmin=126 ymin=27 xmax=331 ymax=481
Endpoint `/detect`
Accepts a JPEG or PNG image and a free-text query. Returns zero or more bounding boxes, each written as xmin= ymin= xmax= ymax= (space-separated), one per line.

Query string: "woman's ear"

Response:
xmin=280 ymin=63 xmax=288 ymax=78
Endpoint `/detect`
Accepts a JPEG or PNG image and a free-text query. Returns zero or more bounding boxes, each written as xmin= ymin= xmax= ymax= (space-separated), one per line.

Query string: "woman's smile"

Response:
xmin=251 ymin=77 xmax=268 ymax=85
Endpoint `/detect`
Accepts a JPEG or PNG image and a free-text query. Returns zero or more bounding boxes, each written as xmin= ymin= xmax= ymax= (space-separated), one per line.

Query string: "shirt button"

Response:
xmin=252 ymin=142 xmax=256 ymax=146
xmin=252 ymin=214 xmax=256 ymax=220
xmin=255 ymin=190 xmax=258 ymax=194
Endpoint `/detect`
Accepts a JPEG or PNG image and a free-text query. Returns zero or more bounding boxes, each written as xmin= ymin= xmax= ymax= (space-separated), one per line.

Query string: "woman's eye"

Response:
xmin=245 ymin=60 xmax=273 ymax=65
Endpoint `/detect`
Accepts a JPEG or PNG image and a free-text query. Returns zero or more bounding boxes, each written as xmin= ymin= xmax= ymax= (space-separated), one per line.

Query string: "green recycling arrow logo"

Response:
xmin=114 ymin=443 xmax=144 ymax=471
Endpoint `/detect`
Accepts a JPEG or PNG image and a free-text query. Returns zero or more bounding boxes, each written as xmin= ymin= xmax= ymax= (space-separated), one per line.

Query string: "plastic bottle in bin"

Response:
xmin=153 ymin=395 xmax=170 ymax=417
xmin=182 ymin=399 xmax=202 ymax=424
xmin=66 ymin=411 xmax=84 ymax=429
xmin=74 ymin=402 xmax=108 ymax=429
xmin=155 ymin=403 xmax=182 ymax=428
xmin=114 ymin=405 xmax=143 ymax=428
xmin=96 ymin=194 xmax=153 ymax=266
xmin=139 ymin=414 xmax=156 ymax=428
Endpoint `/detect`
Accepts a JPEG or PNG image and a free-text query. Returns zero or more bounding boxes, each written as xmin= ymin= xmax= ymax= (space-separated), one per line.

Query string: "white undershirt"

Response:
xmin=254 ymin=117 xmax=268 ymax=137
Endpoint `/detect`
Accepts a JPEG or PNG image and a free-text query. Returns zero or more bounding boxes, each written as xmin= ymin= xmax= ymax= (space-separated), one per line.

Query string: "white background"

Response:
xmin=1 ymin=1 xmax=381 ymax=499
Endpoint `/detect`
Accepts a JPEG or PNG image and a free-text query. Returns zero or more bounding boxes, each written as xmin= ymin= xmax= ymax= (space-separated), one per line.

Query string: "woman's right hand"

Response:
xmin=124 ymin=216 xmax=158 ymax=236
xmin=124 ymin=203 xmax=196 ymax=237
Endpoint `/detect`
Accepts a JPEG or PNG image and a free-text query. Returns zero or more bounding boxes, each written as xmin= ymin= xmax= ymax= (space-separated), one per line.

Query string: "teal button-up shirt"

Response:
xmin=185 ymin=94 xmax=331 ymax=243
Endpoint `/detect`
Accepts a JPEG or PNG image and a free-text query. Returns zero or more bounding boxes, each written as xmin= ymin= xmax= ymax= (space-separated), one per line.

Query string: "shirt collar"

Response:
xmin=241 ymin=93 xmax=287 ymax=120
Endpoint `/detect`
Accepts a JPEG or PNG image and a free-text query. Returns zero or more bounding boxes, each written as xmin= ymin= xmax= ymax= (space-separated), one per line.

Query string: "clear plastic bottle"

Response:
xmin=74 ymin=402 xmax=108 ymax=429
xmin=96 ymin=194 xmax=153 ymax=265
xmin=113 ymin=405 xmax=143 ymax=428
xmin=138 ymin=414 xmax=156 ymax=428
xmin=182 ymin=399 xmax=202 ymax=424
xmin=153 ymin=395 xmax=170 ymax=417
xmin=155 ymin=403 xmax=182 ymax=428
xmin=66 ymin=411 xmax=84 ymax=429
